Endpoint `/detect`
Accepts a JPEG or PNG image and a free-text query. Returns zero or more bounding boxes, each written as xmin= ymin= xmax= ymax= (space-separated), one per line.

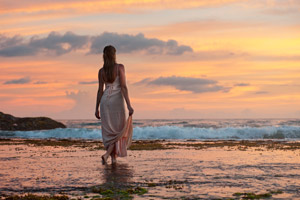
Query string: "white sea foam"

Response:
xmin=133 ymin=126 xmax=300 ymax=139
xmin=0 ymin=128 xmax=102 ymax=139
xmin=1 ymin=125 xmax=300 ymax=140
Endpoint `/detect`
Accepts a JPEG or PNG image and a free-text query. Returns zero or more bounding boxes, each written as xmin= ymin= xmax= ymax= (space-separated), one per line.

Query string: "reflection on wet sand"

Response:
xmin=0 ymin=139 xmax=299 ymax=199
xmin=101 ymin=162 xmax=134 ymax=187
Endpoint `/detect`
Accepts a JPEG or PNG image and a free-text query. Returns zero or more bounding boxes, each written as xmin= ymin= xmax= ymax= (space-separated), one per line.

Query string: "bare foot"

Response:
xmin=101 ymin=155 xmax=108 ymax=165
xmin=111 ymin=155 xmax=117 ymax=164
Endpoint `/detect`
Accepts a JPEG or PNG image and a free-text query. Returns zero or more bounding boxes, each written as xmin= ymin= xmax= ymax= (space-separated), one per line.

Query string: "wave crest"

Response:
xmin=1 ymin=126 xmax=299 ymax=140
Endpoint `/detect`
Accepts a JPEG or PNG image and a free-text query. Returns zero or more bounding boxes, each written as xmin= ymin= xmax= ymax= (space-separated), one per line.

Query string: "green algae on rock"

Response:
xmin=129 ymin=140 xmax=171 ymax=150
xmin=232 ymin=190 xmax=284 ymax=199
xmin=90 ymin=185 xmax=148 ymax=199
xmin=1 ymin=193 xmax=69 ymax=200
xmin=1 ymin=138 xmax=300 ymax=151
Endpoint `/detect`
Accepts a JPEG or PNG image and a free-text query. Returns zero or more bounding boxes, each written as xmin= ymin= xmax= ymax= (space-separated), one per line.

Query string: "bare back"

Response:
xmin=101 ymin=64 xmax=119 ymax=84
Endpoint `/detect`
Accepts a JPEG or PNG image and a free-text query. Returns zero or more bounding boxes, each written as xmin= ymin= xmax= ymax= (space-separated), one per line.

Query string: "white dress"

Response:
xmin=100 ymin=65 xmax=133 ymax=157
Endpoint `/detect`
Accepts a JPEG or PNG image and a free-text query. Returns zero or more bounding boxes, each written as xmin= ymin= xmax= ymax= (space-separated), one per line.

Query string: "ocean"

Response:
xmin=1 ymin=118 xmax=300 ymax=140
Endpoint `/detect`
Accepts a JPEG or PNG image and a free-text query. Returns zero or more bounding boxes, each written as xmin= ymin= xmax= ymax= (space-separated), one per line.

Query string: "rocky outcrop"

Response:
xmin=0 ymin=112 xmax=66 ymax=131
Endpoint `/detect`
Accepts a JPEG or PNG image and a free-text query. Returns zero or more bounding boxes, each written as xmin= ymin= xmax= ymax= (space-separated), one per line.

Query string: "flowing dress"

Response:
xmin=100 ymin=65 xmax=133 ymax=157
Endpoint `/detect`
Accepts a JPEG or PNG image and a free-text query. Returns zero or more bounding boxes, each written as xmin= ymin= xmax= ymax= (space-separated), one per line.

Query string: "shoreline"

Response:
xmin=1 ymin=138 xmax=299 ymax=151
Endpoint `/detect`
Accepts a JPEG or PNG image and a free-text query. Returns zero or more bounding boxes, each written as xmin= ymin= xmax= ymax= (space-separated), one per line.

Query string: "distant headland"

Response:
xmin=0 ymin=112 xmax=66 ymax=131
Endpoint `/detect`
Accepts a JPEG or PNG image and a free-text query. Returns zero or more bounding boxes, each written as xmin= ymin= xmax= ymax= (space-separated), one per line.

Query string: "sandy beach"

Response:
xmin=0 ymin=139 xmax=299 ymax=199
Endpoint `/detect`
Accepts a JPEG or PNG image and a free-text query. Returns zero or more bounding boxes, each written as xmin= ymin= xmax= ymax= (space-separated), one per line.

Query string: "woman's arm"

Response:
xmin=119 ymin=64 xmax=134 ymax=116
xmin=95 ymin=68 xmax=104 ymax=119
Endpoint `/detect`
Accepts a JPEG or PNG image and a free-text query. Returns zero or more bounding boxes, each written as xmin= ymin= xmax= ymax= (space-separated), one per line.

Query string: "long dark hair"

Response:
xmin=103 ymin=45 xmax=116 ymax=83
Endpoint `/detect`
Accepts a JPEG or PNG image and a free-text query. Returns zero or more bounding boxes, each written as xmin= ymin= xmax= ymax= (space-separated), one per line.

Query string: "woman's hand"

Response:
xmin=128 ymin=105 xmax=134 ymax=116
xmin=95 ymin=110 xmax=101 ymax=119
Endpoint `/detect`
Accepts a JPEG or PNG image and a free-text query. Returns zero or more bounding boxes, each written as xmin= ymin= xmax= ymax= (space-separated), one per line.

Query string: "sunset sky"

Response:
xmin=0 ymin=0 xmax=299 ymax=119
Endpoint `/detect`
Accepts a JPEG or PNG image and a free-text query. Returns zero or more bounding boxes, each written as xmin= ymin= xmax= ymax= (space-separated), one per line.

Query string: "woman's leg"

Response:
xmin=111 ymin=145 xmax=117 ymax=164
xmin=102 ymin=143 xmax=115 ymax=164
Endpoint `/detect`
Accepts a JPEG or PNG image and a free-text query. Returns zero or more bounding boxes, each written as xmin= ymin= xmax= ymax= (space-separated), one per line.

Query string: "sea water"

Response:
xmin=1 ymin=118 xmax=300 ymax=140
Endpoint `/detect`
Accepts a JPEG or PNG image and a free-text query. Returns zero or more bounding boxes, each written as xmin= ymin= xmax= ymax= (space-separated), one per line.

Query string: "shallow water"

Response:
xmin=0 ymin=141 xmax=299 ymax=199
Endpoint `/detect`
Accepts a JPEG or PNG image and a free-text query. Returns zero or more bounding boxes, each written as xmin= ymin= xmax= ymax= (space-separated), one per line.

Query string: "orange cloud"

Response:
xmin=0 ymin=0 xmax=243 ymax=15
xmin=143 ymin=19 xmax=263 ymax=36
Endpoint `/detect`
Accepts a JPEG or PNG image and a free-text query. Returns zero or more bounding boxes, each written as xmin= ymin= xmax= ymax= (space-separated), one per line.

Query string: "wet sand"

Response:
xmin=0 ymin=139 xmax=299 ymax=199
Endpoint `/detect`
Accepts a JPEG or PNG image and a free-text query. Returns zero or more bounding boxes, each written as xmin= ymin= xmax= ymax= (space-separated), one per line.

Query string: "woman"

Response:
xmin=95 ymin=45 xmax=134 ymax=165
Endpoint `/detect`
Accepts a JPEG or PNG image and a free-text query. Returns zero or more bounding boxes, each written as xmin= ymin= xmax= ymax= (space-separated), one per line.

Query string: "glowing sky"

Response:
xmin=0 ymin=0 xmax=299 ymax=119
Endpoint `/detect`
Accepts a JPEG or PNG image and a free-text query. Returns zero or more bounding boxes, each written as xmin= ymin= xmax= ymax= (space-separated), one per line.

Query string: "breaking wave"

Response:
xmin=1 ymin=125 xmax=300 ymax=140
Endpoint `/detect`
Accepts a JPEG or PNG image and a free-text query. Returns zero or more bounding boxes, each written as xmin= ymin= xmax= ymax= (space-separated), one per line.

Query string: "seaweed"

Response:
xmin=2 ymin=194 xmax=69 ymax=200
xmin=90 ymin=185 xmax=148 ymax=199
xmin=232 ymin=190 xmax=283 ymax=199
xmin=1 ymin=138 xmax=299 ymax=151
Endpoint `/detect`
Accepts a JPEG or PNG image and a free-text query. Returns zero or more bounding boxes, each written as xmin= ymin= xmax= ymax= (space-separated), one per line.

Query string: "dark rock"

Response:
xmin=0 ymin=112 xmax=66 ymax=131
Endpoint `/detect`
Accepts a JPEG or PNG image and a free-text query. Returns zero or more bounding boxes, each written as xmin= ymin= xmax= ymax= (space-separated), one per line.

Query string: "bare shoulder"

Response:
xmin=118 ymin=64 xmax=125 ymax=72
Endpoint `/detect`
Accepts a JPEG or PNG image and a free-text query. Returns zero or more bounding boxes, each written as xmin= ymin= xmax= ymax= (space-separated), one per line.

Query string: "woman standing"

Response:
xmin=95 ymin=45 xmax=134 ymax=165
